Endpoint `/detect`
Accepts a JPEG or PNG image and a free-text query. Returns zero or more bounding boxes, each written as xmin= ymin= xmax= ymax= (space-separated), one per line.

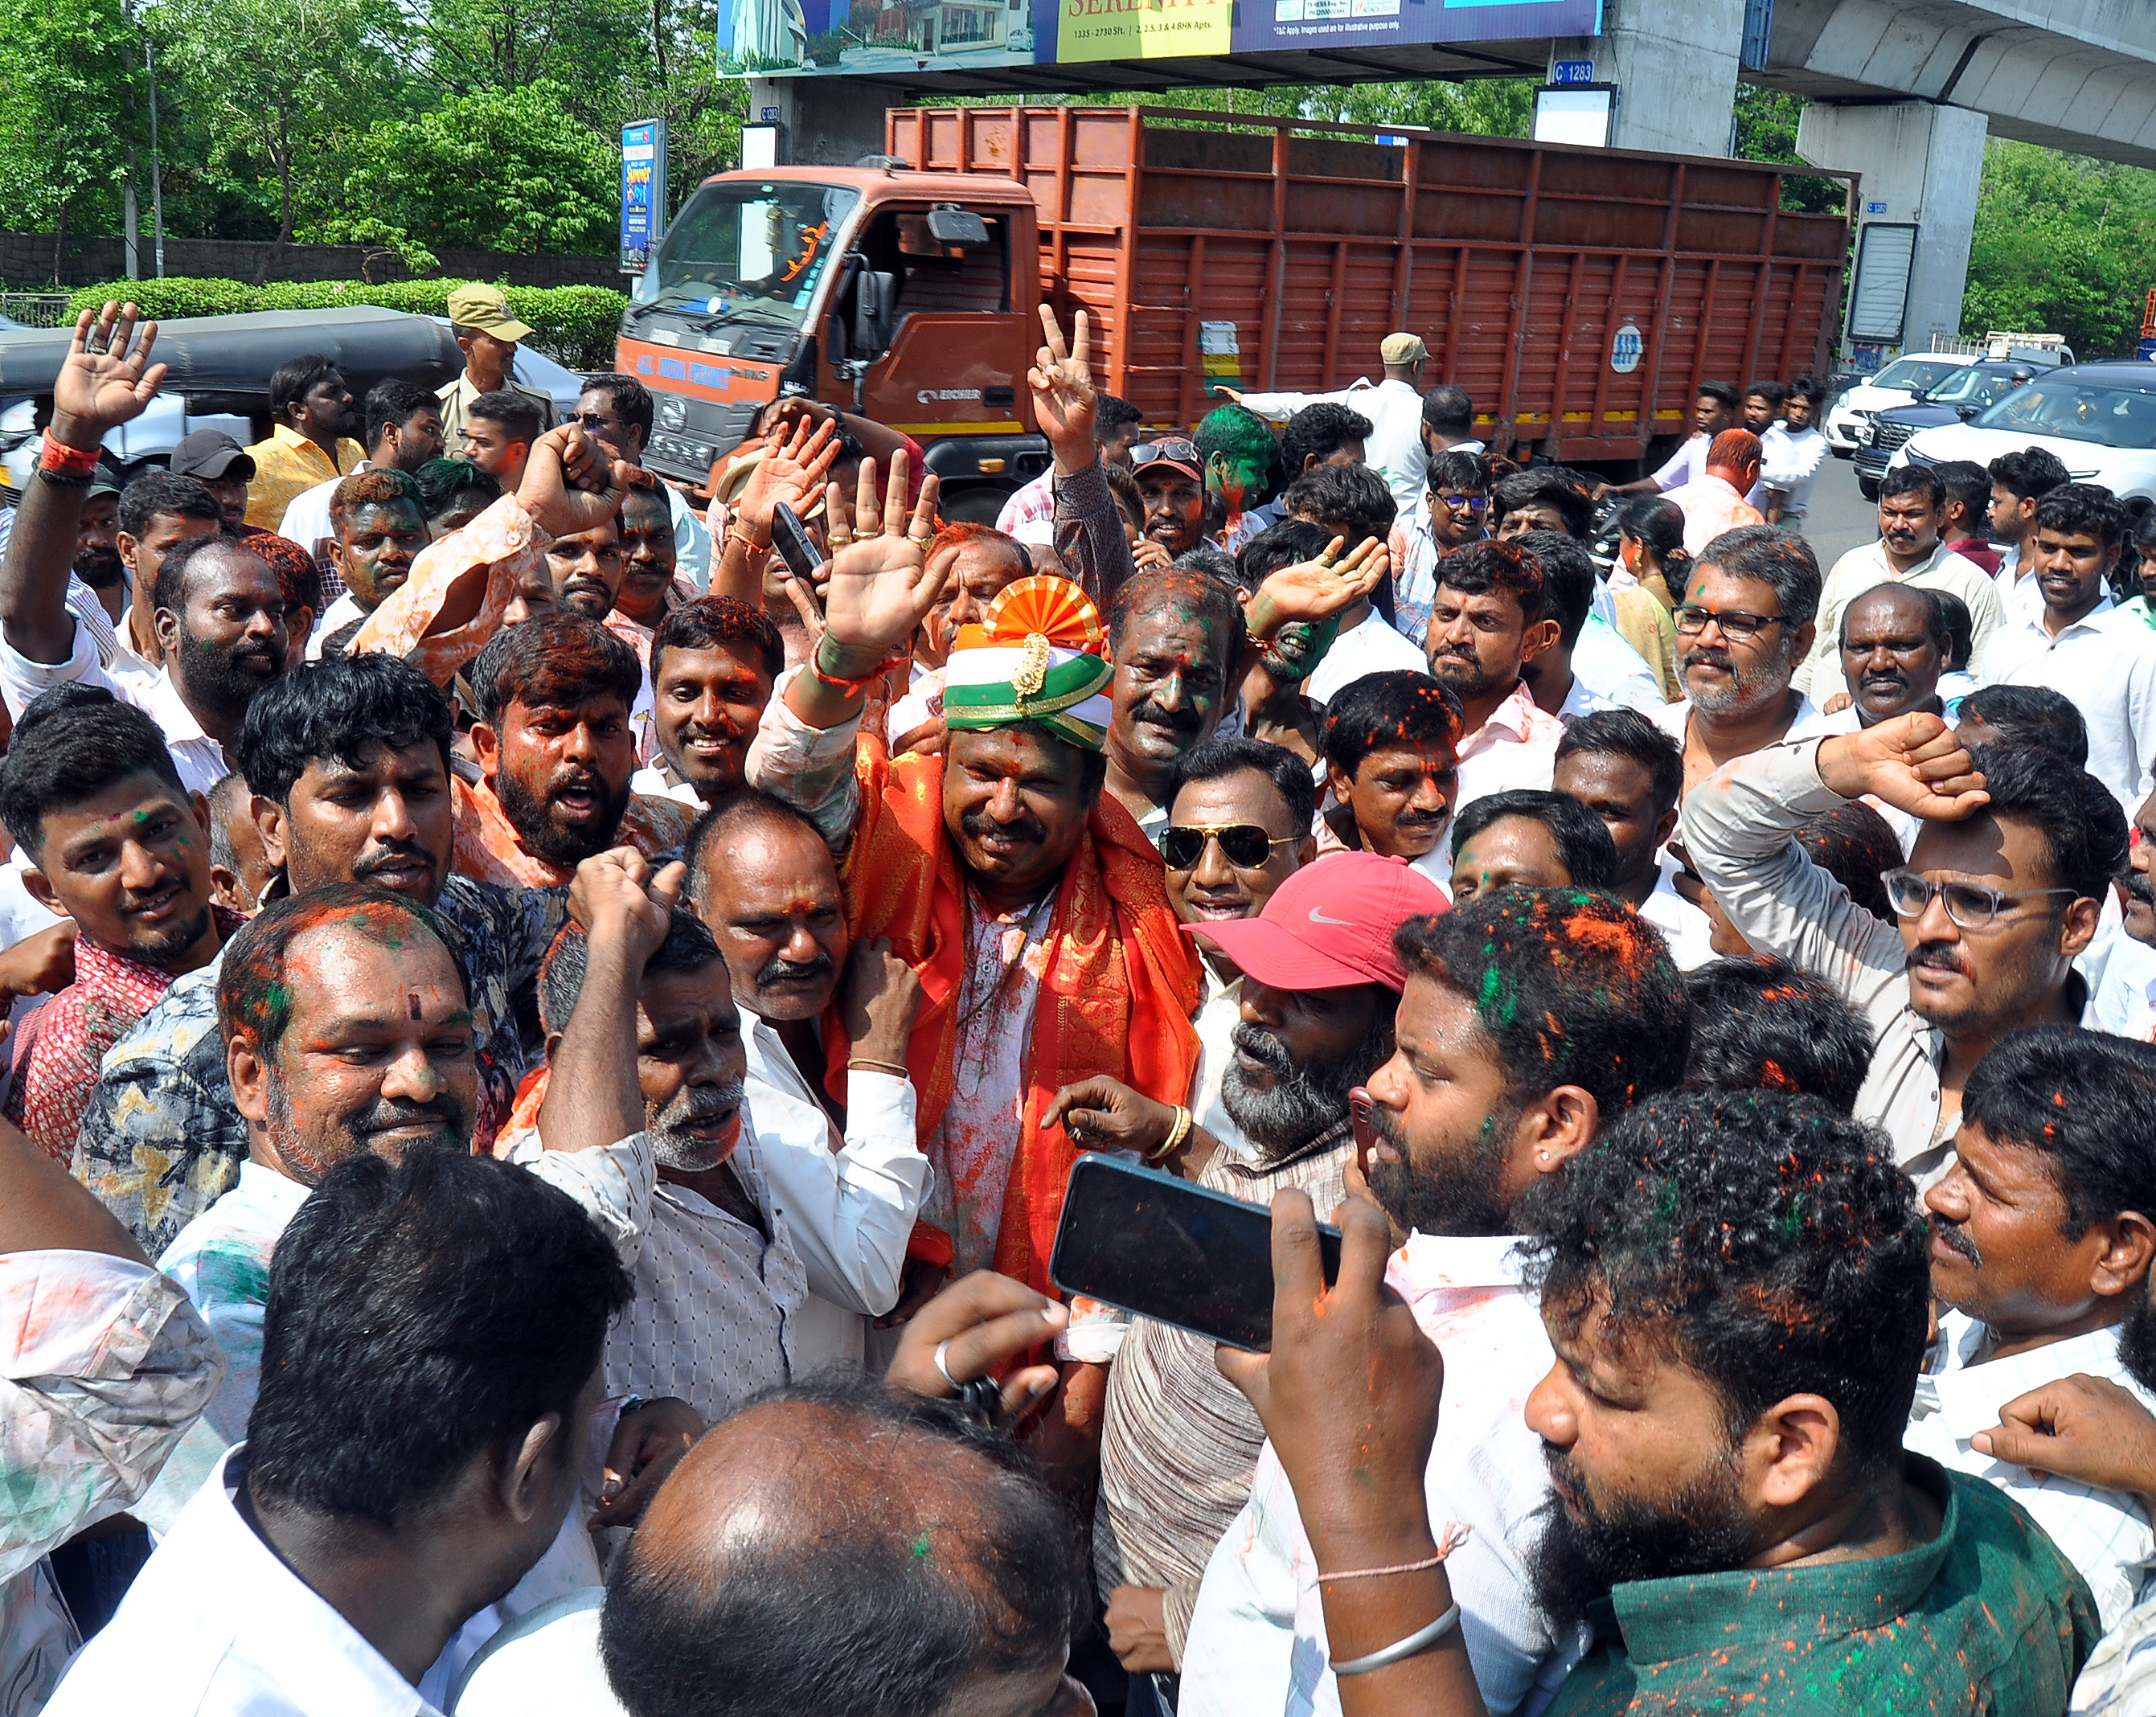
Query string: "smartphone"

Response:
xmin=1049 ymin=1153 xmax=1341 ymax=1354
xmin=769 ymin=500 xmax=826 ymax=584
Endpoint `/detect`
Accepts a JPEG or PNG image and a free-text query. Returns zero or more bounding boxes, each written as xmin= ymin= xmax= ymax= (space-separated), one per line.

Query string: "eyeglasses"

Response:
xmin=572 ymin=411 xmax=619 ymax=432
xmin=1433 ymin=493 xmax=1487 ymax=511
xmin=1880 ymin=867 xmax=2079 ymax=929
xmin=1130 ymin=439 xmax=1199 ymax=466
xmin=1159 ymin=823 xmax=1299 ymax=870
xmin=1673 ymin=606 xmax=1786 ymax=641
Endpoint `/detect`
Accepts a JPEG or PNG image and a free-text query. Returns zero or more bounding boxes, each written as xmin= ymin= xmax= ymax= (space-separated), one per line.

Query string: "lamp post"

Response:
xmin=142 ymin=27 xmax=166 ymax=279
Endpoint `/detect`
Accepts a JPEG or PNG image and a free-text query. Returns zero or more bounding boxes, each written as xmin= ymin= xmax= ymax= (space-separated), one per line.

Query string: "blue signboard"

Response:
xmin=621 ymin=120 xmax=667 ymax=276
xmin=1551 ymin=58 xmax=1595 ymax=84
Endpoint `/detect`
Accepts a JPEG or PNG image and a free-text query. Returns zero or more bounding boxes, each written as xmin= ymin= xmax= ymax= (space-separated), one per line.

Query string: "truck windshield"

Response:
xmin=1971 ymin=376 xmax=2156 ymax=449
xmin=650 ymin=182 xmax=860 ymax=324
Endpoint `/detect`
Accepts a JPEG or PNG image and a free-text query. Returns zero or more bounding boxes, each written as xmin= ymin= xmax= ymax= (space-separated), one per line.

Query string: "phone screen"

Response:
xmin=1049 ymin=1154 xmax=1341 ymax=1353
xmin=770 ymin=500 xmax=826 ymax=584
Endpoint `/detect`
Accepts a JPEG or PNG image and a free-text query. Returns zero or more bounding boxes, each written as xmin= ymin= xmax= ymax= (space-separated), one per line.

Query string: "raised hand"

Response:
xmin=815 ymin=465 xmax=949 ymax=674
xmin=736 ymin=413 xmax=842 ymax=537
xmin=840 ymin=935 xmax=923 ymax=1069
xmin=519 ymin=423 xmax=632 ymax=539
xmin=568 ymin=847 xmax=685 ymax=969
xmin=1246 ymin=535 xmax=1388 ymax=640
xmin=1030 ymin=305 xmax=1097 ymax=473
xmin=1817 ymin=712 xmax=1990 ymax=822
xmin=51 ymin=302 xmax=167 ymax=450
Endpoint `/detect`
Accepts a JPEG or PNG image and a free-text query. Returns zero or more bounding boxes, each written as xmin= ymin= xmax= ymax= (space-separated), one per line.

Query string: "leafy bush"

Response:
xmin=65 ymin=277 xmax=628 ymax=369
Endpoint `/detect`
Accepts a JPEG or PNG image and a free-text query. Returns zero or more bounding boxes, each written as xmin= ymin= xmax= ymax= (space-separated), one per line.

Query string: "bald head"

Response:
xmin=1838 ymin=581 xmax=1947 ymax=724
xmin=688 ymin=791 xmax=850 ymax=1023
xmin=601 ymin=1375 xmax=1087 ymax=1717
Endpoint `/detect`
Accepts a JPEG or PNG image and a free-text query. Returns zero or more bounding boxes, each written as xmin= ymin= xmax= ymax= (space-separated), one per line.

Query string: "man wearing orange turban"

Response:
xmin=749 ymin=549 xmax=1202 ymax=1299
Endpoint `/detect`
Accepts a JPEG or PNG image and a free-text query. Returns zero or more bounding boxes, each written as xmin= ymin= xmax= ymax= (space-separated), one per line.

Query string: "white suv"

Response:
xmin=1888 ymin=363 xmax=2156 ymax=502
xmin=1824 ymin=354 xmax=1982 ymax=455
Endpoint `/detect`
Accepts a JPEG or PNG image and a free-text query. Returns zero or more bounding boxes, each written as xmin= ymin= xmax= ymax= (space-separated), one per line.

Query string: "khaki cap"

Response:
xmin=1381 ymin=332 xmax=1427 ymax=365
xmin=447 ymin=281 xmax=535 ymax=343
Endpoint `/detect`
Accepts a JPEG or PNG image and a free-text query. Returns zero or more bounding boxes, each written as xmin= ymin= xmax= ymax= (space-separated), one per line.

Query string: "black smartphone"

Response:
xmin=769 ymin=500 xmax=826 ymax=584
xmin=1049 ymin=1153 xmax=1341 ymax=1354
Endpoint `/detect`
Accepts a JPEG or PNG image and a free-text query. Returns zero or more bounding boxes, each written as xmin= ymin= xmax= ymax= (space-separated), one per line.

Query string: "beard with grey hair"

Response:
xmin=1221 ymin=1010 xmax=1394 ymax=1164
xmin=648 ymin=1074 xmax=748 ymax=1173
xmin=1682 ymin=630 xmax=1801 ymax=719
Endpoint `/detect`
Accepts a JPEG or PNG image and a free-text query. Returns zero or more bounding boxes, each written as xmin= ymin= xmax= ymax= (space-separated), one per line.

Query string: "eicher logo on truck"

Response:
xmin=917 ymin=388 xmax=985 ymax=404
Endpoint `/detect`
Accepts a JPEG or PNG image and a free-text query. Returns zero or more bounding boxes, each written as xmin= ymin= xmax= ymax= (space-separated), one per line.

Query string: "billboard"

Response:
xmin=719 ymin=0 xmax=1598 ymax=76
xmin=620 ymin=120 xmax=667 ymax=274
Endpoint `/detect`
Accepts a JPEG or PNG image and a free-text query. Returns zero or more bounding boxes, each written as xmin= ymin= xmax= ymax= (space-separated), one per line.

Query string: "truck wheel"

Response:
xmin=1857 ymin=476 xmax=1879 ymax=502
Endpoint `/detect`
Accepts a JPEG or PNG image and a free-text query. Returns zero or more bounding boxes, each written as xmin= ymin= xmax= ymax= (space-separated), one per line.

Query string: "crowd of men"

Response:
xmin=6 ymin=285 xmax=2156 ymax=1717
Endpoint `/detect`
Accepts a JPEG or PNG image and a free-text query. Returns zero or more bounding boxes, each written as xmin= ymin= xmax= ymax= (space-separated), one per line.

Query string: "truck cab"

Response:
xmin=617 ymin=165 xmax=1047 ymax=518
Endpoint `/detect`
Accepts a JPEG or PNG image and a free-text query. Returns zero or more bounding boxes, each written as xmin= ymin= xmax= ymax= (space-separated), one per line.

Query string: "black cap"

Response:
xmin=170 ymin=430 xmax=256 ymax=482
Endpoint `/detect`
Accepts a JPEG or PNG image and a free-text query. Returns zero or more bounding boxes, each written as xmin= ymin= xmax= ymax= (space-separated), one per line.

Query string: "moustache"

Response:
xmin=230 ymin=641 xmax=281 ymax=670
xmin=1135 ymin=699 xmax=1202 ymax=733
xmin=1929 ymin=1212 xmax=1980 ymax=1264
xmin=1908 ymin=940 xmax=1973 ymax=981
xmin=658 ymin=1077 xmax=746 ymax=1129
xmin=351 ymin=842 xmax=435 ymax=881
xmin=756 ymin=952 xmax=834 ymax=990
xmin=960 ymin=807 xmax=1046 ymax=846
xmin=2121 ymin=870 xmax=2156 ymax=909
xmin=348 ymin=1093 xmax=465 ymax=1141
xmin=1682 ymin=648 xmax=1735 ymax=674
xmin=546 ymin=768 xmax=609 ymax=805
xmin=1230 ymin=1020 xmax=1294 ymax=1075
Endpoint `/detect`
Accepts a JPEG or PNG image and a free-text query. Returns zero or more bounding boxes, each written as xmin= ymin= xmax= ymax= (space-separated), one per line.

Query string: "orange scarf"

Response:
xmin=828 ymin=741 xmax=1200 ymax=1295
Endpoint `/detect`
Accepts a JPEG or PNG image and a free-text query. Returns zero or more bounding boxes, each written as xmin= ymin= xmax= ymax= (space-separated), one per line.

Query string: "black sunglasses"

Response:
xmin=1159 ymin=823 xmax=1298 ymax=870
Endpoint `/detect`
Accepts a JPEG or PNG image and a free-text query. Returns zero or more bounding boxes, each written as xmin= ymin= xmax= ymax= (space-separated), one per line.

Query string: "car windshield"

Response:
xmin=1872 ymin=357 xmax=1965 ymax=394
xmin=1970 ymin=375 xmax=2156 ymax=449
xmin=650 ymin=182 xmax=861 ymax=326
xmin=1921 ymin=367 xmax=2027 ymax=409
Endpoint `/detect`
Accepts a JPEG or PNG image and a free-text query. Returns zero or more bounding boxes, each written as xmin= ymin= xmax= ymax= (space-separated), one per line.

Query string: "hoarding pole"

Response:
xmin=144 ymin=30 xmax=165 ymax=279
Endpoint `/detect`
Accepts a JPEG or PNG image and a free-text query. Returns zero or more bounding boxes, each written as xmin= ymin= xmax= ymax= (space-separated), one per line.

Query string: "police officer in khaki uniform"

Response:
xmin=437 ymin=283 xmax=558 ymax=457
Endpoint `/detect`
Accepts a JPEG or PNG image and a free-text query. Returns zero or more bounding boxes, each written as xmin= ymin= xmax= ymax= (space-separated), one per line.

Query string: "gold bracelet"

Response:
xmin=1146 ymin=1104 xmax=1193 ymax=1162
xmin=848 ymin=1055 xmax=911 ymax=1079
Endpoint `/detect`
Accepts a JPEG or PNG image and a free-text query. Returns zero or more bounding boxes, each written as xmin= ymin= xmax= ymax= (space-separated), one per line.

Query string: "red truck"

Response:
xmin=618 ymin=105 xmax=1853 ymax=518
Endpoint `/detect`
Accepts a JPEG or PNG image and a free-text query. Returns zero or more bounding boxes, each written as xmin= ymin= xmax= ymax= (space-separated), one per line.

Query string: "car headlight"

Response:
xmin=1859 ymin=424 xmax=1876 ymax=446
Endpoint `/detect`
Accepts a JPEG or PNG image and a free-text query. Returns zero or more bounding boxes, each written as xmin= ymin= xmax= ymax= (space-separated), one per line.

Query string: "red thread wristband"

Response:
xmin=39 ymin=434 xmax=100 ymax=477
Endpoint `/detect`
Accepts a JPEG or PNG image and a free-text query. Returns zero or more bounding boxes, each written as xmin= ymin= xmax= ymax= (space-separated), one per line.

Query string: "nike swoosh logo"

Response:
xmin=1309 ymin=908 xmax=1354 ymax=926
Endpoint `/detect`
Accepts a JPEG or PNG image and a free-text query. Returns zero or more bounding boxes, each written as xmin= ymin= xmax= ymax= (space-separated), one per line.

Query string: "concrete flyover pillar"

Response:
xmin=1797 ymin=102 xmax=1988 ymax=360
xmin=747 ymin=76 xmax=904 ymax=167
xmin=1546 ymin=0 xmax=1747 ymax=158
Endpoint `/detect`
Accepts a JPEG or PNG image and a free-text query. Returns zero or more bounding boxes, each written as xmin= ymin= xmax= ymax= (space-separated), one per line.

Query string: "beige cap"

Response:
xmin=1381 ymin=332 xmax=1427 ymax=365
xmin=447 ymin=281 xmax=535 ymax=343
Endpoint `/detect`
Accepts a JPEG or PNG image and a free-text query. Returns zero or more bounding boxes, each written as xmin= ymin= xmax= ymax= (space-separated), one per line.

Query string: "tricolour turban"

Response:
xmin=941 ymin=575 xmax=1115 ymax=752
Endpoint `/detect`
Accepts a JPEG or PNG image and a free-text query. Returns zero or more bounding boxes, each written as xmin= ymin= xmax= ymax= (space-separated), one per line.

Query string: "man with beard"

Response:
xmin=1795 ymin=465 xmax=2003 ymax=699
xmin=1826 ymin=582 xmax=1949 ymax=727
xmin=273 ymin=379 xmax=446 ymax=569
xmin=524 ymin=853 xmax=801 ymax=1431
xmin=631 ymin=596 xmax=782 ymax=808
xmin=1685 ymin=716 xmax=2125 ymax=1188
xmin=1423 ymin=539 xmax=1565 ymax=814
xmin=1976 ymin=484 xmax=2156 ymax=815
xmin=0 ymin=688 xmax=236 ymax=1164
xmin=76 ymin=654 xmax=572 ymax=1255
xmin=1179 ymin=886 xmax=1691 ymax=1716
xmin=1509 ymin=1086 xmax=2097 ymax=1711
xmin=1054 ymin=850 xmax=1439 ymax=1699
xmin=457 ymin=615 xmax=695 ymax=889
xmin=1102 ymin=567 xmax=1246 ymax=838
xmin=543 ymin=513 xmax=629 ymax=623
xmin=613 ymin=474 xmax=692 ymax=633
xmin=68 ymin=467 xmax=129 ymax=639
xmin=687 ymin=790 xmax=930 ymax=1367
xmin=1911 ymin=1024 xmax=2156 ymax=1628
xmin=305 ymin=469 xmax=430 ymax=657
xmin=1650 ymin=525 xmax=1832 ymax=797
xmin=240 ymin=354 xmax=365 ymax=530
xmin=1133 ymin=438 xmax=1210 ymax=561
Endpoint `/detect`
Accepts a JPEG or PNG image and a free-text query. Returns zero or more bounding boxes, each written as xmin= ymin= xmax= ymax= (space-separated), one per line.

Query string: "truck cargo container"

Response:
xmin=619 ymin=105 xmax=1853 ymax=516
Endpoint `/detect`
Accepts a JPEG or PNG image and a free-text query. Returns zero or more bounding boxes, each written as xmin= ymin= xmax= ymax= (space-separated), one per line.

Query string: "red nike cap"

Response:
xmin=1183 ymin=850 xmax=1449 ymax=993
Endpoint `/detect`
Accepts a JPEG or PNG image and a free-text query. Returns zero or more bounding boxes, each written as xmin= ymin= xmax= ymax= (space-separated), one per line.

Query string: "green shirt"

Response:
xmin=1549 ymin=1457 xmax=2100 ymax=1715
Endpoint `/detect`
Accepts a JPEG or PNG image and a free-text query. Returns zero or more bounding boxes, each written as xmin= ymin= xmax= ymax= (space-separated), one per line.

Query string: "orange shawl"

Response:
xmin=829 ymin=740 xmax=1200 ymax=1295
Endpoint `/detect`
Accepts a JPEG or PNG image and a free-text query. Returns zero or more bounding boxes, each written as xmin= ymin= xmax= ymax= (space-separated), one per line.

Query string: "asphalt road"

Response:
xmin=1794 ymin=446 xmax=1880 ymax=570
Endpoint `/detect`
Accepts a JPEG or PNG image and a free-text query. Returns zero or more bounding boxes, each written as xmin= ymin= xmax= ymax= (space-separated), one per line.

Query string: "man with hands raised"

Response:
xmin=1682 ymin=707 xmax=2125 ymax=1185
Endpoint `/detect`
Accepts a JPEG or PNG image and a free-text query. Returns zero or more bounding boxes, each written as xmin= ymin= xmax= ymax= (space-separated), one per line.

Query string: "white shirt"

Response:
xmin=1570 ymin=613 xmax=1665 ymax=714
xmin=1652 ymin=432 xmax=1766 ymax=508
xmin=1187 ymin=966 xmax=1257 ymax=1162
xmin=1993 ymin=554 xmax=2045 ymax=627
xmin=1759 ymin=421 xmax=1828 ymax=516
xmin=1638 ymin=853 xmax=1716 ymax=969
xmin=49 ymin=1447 xmax=442 ymax=1717
xmin=520 ymin=1131 xmax=803 ymax=1429
xmin=1976 ymin=593 xmax=2156 ymax=813
xmin=738 ymin=1011 xmax=928 ymax=1368
xmin=2087 ymin=925 xmax=2156 ymax=1043
xmin=1908 ymin=1312 xmax=2156 ymax=1630
xmin=1454 ymin=679 xmax=1565 ymax=814
xmin=449 ymin=1590 xmax=623 ymax=1717
xmin=64 ymin=576 xmax=124 ymax=671
xmin=277 ymin=466 xmax=360 ymax=557
xmin=663 ymin=482 xmax=712 ymax=590
xmin=1239 ymin=377 xmax=1428 ymax=510
xmin=625 ymin=764 xmax=705 ymax=807
xmin=0 ymin=621 xmax=228 ymax=793
xmin=306 ymin=590 xmax=367 ymax=658
xmin=1302 ymin=607 xmax=1427 ymax=709
xmin=1647 ymin=690 xmax=1835 ymax=765
xmin=1179 ymin=1233 xmax=1572 ymax=1717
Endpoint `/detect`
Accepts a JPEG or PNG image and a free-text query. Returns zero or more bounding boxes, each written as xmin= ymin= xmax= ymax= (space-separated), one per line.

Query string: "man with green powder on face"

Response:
xmin=1193 ymin=402 xmax=1280 ymax=555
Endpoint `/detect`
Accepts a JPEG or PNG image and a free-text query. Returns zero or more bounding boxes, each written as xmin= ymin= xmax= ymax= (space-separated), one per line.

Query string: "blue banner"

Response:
xmin=621 ymin=120 xmax=666 ymax=275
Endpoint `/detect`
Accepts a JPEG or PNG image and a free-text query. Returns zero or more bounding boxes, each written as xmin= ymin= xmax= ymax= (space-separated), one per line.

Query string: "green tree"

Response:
xmin=0 ymin=0 xmax=142 ymax=281
xmin=315 ymin=80 xmax=619 ymax=266
xmin=1961 ymin=138 xmax=2156 ymax=359
xmin=1730 ymin=84 xmax=1848 ymax=215
xmin=157 ymin=0 xmax=402 ymax=272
